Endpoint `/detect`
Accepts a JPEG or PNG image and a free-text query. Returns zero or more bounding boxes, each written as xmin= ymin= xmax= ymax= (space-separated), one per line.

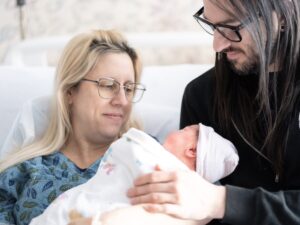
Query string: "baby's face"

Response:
xmin=163 ymin=125 xmax=199 ymax=157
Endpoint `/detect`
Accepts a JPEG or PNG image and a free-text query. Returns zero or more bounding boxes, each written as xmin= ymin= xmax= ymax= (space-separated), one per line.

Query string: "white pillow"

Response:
xmin=133 ymin=103 xmax=180 ymax=143
xmin=0 ymin=66 xmax=55 ymax=155
xmin=0 ymin=96 xmax=50 ymax=158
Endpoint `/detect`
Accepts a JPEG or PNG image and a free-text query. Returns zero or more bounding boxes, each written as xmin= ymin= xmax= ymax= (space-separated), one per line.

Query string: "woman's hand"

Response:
xmin=67 ymin=205 xmax=210 ymax=225
xmin=68 ymin=210 xmax=93 ymax=225
xmin=127 ymin=166 xmax=226 ymax=221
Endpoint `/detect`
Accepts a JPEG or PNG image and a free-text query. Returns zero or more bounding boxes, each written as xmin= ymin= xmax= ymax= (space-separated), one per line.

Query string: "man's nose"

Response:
xmin=213 ymin=30 xmax=231 ymax=53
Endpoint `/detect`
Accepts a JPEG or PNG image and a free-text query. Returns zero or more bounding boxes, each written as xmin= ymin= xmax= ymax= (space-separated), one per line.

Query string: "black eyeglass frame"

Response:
xmin=81 ymin=77 xmax=146 ymax=103
xmin=193 ymin=7 xmax=251 ymax=42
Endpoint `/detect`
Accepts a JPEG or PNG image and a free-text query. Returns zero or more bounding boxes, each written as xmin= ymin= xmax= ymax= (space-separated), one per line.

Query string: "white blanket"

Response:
xmin=30 ymin=127 xmax=238 ymax=225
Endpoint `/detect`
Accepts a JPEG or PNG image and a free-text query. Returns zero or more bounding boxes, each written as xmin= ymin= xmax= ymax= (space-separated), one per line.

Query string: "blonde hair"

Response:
xmin=0 ymin=29 xmax=142 ymax=172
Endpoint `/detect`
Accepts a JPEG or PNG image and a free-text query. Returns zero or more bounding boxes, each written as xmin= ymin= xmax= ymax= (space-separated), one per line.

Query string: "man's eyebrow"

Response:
xmin=203 ymin=14 xmax=238 ymax=24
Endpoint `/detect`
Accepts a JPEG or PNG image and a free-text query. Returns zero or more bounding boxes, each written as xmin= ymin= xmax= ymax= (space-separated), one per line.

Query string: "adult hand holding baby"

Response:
xmin=67 ymin=204 xmax=204 ymax=225
xmin=67 ymin=167 xmax=225 ymax=225
xmin=68 ymin=210 xmax=93 ymax=225
xmin=127 ymin=165 xmax=225 ymax=222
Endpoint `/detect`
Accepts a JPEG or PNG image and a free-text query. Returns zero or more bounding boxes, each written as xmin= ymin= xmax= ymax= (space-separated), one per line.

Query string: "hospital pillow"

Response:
xmin=0 ymin=66 xmax=55 ymax=157
xmin=134 ymin=103 xmax=180 ymax=143
xmin=1 ymin=96 xmax=50 ymax=158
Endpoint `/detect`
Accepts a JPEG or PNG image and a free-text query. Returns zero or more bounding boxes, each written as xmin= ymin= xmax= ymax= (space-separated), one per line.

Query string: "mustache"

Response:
xmin=221 ymin=47 xmax=244 ymax=54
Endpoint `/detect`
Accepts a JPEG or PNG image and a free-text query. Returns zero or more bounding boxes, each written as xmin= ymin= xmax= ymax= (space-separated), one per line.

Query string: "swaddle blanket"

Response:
xmin=29 ymin=128 xmax=189 ymax=225
xmin=30 ymin=127 xmax=238 ymax=225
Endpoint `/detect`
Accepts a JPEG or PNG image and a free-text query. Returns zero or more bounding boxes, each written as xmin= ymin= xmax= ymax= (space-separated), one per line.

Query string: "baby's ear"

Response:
xmin=185 ymin=148 xmax=197 ymax=158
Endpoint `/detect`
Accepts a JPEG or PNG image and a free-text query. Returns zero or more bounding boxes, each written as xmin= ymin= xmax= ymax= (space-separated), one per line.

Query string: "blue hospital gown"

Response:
xmin=0 ymin=151 xmax=101 ymax=225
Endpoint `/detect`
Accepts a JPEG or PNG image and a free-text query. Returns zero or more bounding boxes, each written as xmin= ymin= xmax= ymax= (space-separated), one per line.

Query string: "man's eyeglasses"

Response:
xmin=193 ymin=7 xmax=250 ymax=42
xmin=81 ymin=77 xmax=146 ymax=103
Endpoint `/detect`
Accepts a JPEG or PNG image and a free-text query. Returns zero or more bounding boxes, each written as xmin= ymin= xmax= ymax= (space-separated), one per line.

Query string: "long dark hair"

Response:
xmin=213 ymin=0 xmax=300 ymax=177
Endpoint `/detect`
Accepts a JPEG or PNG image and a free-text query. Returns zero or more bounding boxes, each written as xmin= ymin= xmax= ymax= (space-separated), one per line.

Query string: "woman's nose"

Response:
xmin=111 ymin=88 xmax=130 ymax=106
xmin=213 ymin=30 xmax=231 ymax=53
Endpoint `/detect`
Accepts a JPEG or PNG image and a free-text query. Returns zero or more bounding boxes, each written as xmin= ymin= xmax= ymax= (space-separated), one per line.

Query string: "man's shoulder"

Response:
xmin=180 ymin=67 xmax=216 ymax=129
xmin=186 ymin=67 xmax=215 ymax=89
xmin=185 ymin=67 xmax=215 ymax=96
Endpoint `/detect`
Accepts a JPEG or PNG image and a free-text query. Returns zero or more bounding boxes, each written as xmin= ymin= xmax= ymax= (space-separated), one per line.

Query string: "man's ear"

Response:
xmin=185 ymin=148 xmax=197 ymax=158
xmin=274 ymin=12 xmax=286 ymax=32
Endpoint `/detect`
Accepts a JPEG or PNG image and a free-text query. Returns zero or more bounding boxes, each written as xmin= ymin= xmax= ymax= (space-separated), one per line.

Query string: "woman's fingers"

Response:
xmin=67 ymin=217 xmax=93 ymax=225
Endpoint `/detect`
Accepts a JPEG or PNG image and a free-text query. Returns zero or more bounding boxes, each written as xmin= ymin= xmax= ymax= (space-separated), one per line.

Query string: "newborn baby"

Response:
xmin=164 ymin=124 xmax=238 ymax=182
xmin=30 ymin=125 xmax=238 ymax=225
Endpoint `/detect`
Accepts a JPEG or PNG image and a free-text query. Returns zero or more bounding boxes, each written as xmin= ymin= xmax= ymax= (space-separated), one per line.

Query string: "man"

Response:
xmin=127 ymin=0 xmax=300 ymax=224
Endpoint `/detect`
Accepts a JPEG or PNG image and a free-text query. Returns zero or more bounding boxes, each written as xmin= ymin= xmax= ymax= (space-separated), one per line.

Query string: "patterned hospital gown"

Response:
xmin=0 ymin=151 xmax=101 ymax=225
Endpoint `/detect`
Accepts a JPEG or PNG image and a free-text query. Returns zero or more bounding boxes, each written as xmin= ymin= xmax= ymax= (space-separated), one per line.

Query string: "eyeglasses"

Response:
xmin=193 ymin=7 xmax=251 ymax=42
xmin=81 ymin=77 xmax=146 ymax=103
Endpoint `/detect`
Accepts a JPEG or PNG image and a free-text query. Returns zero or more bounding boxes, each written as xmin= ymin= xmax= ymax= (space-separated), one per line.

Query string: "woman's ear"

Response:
xmin=67 ymin=88 xmax=75 ymax=105
xmin=185 ymin=147 xmax=197 ymax=158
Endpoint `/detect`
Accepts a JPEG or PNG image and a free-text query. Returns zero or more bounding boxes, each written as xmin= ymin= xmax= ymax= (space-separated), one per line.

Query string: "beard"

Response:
xmin=223 ymin=47 xmax=260 ymax=76
xmin=222 ymin=35 xmax=279 ymax=76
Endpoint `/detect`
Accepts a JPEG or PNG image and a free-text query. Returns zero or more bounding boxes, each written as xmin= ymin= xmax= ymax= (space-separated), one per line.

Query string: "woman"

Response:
xmin=0 ymin=29 xmax=145 ymax=225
